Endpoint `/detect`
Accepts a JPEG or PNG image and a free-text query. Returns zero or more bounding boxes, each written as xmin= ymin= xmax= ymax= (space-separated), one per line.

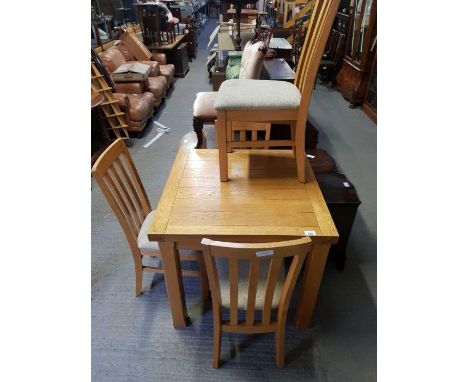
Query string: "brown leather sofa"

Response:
xmin=98 ymin=48 xmax=167 ymax=107
xmin=113 ymin=92 xmax=154 ymax=132
xmin=114 ymin=43 xmax=175 ymax=90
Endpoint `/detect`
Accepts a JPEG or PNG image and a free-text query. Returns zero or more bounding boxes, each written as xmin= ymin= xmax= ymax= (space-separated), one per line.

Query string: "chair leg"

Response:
xmin=198 ymin=254 xmax=210 ymax=301
xmin=135 ymin=256 xmax=143 ymax=296
xmin=213 ymin=324 xmax=221 ymax=368
xmin=290 ymin=122 xmax=296 ymax=156
xmin=193 ymin=116 xmax=204 ymax=149
xmin=275 ymin=327 xmax=285 ymax=368
xmin=217 ymin=112 xmax=228 ymax=181
xmin=295 ymin=124 xmax=306 ymax=183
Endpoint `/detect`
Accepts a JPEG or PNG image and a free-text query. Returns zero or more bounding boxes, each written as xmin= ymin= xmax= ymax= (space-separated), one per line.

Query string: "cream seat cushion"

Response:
xmin=137 ymin=210 xmax=160 ymax=256
xmin=215 ymin=79 xmax=301 ymax=110
xmin=193 ymin=91 xmax=218 ymax=119
xmin=216 ymin=258 xmax=286 ymax=310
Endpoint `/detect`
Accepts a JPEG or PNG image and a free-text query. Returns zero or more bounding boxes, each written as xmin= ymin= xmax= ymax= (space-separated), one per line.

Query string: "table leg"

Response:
xmin=295 ymin=243 xmax=331 ymax=328
xmin=159 ymin=241 xmax=190 ymax=328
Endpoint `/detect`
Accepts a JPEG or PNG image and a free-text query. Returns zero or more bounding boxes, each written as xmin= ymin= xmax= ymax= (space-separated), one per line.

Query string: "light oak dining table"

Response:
xmin=148 ymin=148 xmax=339 ymax=328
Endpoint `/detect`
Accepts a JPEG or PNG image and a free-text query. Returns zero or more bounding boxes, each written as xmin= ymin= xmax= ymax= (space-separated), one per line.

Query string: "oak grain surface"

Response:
xmin=148 ymin=148 xmax=338 ymax=242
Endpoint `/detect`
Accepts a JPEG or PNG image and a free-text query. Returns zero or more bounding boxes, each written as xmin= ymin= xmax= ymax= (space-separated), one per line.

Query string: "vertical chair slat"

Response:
xmin=300 ymin=0 xmax=338 ymax=110
xmin=295 ymin=0 xmax=322 ymax=91
xmin=108 ymin=164 xmax=143 ymax=232
xmin=115 ymin=157 xmax=146 ymax=225
xmin=94 ymin=175 xmax=135 ymax=245
xmin=246 ymin=258 xmax=260 ymax=326
xmin=262 ymin=257 xmax=282 ymax=325
xmin=122 ymin=149 xmax=151 ymax=215
xmin=229 ymin=259 xmax=238 ymax=325
xmin=201 ymin=244 xmax=223 ymax=368
xmin=300 ymin=1 xmax=327 ymax=89
xmin=104 ymin=173 xmax=139 ymax=240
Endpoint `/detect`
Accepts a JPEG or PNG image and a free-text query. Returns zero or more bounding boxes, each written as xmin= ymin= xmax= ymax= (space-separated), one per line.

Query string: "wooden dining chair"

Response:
xmin=92 ymin=139 xmax=209 ymax=298
xmin=214 ymin=0 xmax=340 ymax=182
xmin=201 ymin=237 xmax=312 ymax=368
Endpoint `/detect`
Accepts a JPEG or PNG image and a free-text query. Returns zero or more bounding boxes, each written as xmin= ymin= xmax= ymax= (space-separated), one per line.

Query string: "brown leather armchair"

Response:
xmin=114 ymin=43 xmax=175 ymax=89
xmin=113 ymin=92 xmax=154 ymax=132
xmin=98 ymin=48 xmax=167 ymax=107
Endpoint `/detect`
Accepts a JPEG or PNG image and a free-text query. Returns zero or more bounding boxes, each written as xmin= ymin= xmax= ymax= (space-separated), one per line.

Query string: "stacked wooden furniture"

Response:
xmin=193 ymin=39 xmax=269 ymax=149
xmin=214 ymin=0 xmax=341 ymax=183
xmin=147 ymin=148 xmax=339 ymax=331
xmin=91 ymin=63 xmax=129 ymax=140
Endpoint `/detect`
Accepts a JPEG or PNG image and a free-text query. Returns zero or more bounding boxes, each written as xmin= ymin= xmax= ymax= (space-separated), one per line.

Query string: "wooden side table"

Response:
xmin=263 ymin=58 xmax=295 ymax=83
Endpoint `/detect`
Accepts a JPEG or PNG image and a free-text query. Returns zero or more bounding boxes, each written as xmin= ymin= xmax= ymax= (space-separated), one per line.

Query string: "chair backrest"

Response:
xmin=323 ymin=29 xmax=345 ymax=63
xmin=142 ymin=14 xmax=160 ymax=33
xmin=168 ymin=5 xmax=181 ymax=20
xmin=99 ymin=48 xmax=128 ymax=74
xmin=294 ymin=0 xmax=340 ymax=109
xmin=92 ymin=139 xmax=152 ymax=254
xmin=201 ymin=237 xmax=312 ymax=329
xmin=239 ymin=40 xmax=267 ymax=79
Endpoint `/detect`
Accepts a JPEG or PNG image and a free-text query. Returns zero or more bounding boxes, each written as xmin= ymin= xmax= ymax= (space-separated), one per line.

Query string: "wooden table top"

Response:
xmin=148 ymin=149 xmax=339 ymax=244
xmin=269 ymin=37 xmax=292 ymax=50
xmin=147 ymin=34 xmax=185 ymax=51
xmin=227 ymin=9 xmax=265 ymax=15
xmin=264 ymin=58 xmax=295 ymax=82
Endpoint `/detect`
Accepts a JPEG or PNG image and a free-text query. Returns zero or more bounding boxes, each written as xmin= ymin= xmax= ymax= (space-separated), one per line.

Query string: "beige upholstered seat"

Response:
xmin=137 ymin=210 xmax=159 ymax=256
xmin=215 ymin=79 xmax=301 ymax=110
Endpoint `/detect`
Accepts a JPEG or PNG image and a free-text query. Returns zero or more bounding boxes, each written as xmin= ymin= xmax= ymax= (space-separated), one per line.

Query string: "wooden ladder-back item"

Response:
xmin=216 ymin=0 xmax=340 ymax=183
xmin=201 ymin=237 xmax=313 ymax=368
xmin=92 ymin=139 xmax=209 ymax=298
xmin=91 ymin=63 xmax=130 ymax=140
xmin=284 ymin=0 xmax=316 ymax=28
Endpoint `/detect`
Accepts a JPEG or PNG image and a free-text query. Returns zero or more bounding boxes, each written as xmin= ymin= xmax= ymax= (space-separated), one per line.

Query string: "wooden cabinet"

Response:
xmin=336 ymin=0 xmax=376 ymax=107
xmin=315 ymin=172 xmax=361 ymax=269
xmin=166 ymin=42 xmax=190 ymax=77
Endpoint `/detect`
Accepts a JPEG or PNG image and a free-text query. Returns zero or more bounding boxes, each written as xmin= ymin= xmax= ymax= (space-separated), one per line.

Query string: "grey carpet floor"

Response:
xmin=92 ymin=20 xmax=376 ymax=381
